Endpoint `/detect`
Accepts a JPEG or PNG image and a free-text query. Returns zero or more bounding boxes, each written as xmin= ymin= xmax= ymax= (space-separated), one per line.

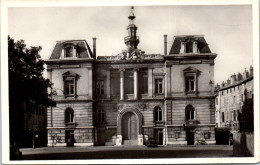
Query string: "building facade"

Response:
xmin=45 ymin=8 xmax=217 ymax=147
xmin=215 ymin=66 xmax=254 ymax=133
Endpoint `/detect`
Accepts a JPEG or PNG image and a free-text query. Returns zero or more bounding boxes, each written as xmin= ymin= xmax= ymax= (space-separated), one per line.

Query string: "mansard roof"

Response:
xmin=169 ymin=35 xmax=212 ymax=54
xmin=49 ymin=40 xmax=93 ymax=59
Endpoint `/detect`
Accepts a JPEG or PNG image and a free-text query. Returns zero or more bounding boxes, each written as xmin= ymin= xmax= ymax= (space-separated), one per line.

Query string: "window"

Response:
xmin=138 ymin=69 xmax=148 ymax=94
xmin=215 ymin=98 xmax=218 ymax=105
xmin=62 ymin=71 xmax=79 ymax=97
xmin=185 ymin=76 xmax=195 ymax=92
xmin=96 ymin=81 xmax=104 ymax=95
xmin=97 ymin=109 xmax=105 ymax=122
xmin=183 ymin=67 xmax=199 ymax=94
xmin=233 ymin=96 xmax=236 ymax=104
xmin=222 ymin=112 xmax=225 ymax=122
xmin=186 ymin=41 xmax=193 ymax=53
xmin=65 ymin=80 xmax=74 ymax=95
xmin=65 ymin=108 xmax=74 ymax=123
xmin=186 ymin=105 xmax=195 ymax=120
xmin=154 ymin=107 xmax=162 ymax=121
xmin=124 ymin=70 xmax=134 ymax=94
xmin=155 ymin=79 xmax=163 ymax=94
xmin=111 ymin=72 xmax=120 ymax=95
xmin=65 ymin=46 xmax=73 ymax=57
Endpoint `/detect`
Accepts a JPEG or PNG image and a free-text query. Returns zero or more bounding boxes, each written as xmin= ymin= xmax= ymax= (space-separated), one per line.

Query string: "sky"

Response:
xmin=8 ymin=5 xmax=253 ymax=84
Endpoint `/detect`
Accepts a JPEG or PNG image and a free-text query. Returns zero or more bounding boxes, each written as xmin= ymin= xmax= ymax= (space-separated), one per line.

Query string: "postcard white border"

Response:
xmin=1 ymin=0 xmax=259 ymax=164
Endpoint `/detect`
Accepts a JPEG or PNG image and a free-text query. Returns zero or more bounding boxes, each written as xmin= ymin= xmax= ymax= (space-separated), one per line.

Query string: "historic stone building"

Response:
xmin=215 ymin=66 xmax=254 ymax=132
xmin=45 ymin=8 xmax=217 ymax=147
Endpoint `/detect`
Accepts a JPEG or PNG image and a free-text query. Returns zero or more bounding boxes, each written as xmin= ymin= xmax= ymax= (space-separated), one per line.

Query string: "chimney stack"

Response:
xmin=93 ymin=37 xmax=96 ymax=60
xmin=250 ymin=65 xmax=253 ymax=77
xmin=164 ymin=34 xmax=167 ymax=55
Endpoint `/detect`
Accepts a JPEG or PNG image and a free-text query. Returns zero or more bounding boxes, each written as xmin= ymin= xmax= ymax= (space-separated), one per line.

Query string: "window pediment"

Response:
xmin=62 ymin=71 xmax=79 ymax=78
xmin=183 ymin=66 xmax=200 ymax=74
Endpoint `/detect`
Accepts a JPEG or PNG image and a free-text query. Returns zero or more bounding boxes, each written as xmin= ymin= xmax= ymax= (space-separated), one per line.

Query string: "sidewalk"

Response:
xmin=20 ymin=145 xmax=233 ymax=155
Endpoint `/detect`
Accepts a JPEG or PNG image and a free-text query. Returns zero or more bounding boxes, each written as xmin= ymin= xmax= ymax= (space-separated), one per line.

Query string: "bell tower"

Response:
xmin=124 ymin=6 xmax=140 ymax=54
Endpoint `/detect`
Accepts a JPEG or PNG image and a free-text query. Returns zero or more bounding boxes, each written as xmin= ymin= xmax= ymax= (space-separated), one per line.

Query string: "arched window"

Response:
xmin=98 ymin=109 xmax=105 ymax=122
xmin=186 ymin=105 xmax=195 ymax=120
xmin=65 ymin=108 xmax=74 ymax=123
xmin=154 ymin=107 xmax=163 ymax=122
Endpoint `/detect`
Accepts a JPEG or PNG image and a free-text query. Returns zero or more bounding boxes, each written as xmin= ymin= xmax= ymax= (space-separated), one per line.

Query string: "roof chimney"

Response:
xmin=92 ymin=37 xmax=96 ymax=60
xmin=164 ymin=34 xmax=167 ymax=55
xmin=250 ymin=65 xmax=253 ymax=76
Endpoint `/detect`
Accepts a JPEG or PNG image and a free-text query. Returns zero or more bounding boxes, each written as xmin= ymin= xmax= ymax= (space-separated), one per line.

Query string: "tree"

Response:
xmin=238 ymin=89 xmax=254 ymax=132
xmin=8 ymin=36 xmax=55 ymax=145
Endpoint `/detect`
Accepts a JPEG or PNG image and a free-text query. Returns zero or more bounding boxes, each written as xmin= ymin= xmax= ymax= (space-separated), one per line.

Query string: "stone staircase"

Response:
xmin=123 ymin=140 xmax=138 ymax=145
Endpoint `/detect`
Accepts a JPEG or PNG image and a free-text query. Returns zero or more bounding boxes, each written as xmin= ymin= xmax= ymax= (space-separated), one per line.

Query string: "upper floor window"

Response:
xmin=124 ymin=70 xmax=134 ymax=94
xmin=62 ymin=71 xmax=79 ymax=97
xmin=65 ymin=46 xmax=73 ymax=57
xmin=186 ymin=41 xmax=193 ymax=53
xmin=222 ymin=112 xmax=225 ymax=122
xmin=183 ymin=67 xmax=199 ymax=94
xmin=185 ymin=76 xmax=195 ymax=92
xmin=65 ymin=108 xmax=74 ymax=123
xmin=98 ymin=109 xmax=105 ymax=122
xmin=154 ymin=107 xmax=163 ymax=122
xmin=186 ymin=105 xmax=195 ymax=120
xmin=65 ymin=80 xmax=74 ymax=95
xmin=96 ymin=80 xmax=104 ymax=95
xmin=111 ymin=72 xmax=120 ymax=95
xmin=155 ymin=78 xmax=163 ymax=94
xmin=138 ymin=69 xmax=148 ymax=94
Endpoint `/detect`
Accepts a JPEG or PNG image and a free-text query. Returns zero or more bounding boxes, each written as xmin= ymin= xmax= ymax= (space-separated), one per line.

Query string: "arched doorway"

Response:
xmin=122 ymin=112 xmax=137 ymax=140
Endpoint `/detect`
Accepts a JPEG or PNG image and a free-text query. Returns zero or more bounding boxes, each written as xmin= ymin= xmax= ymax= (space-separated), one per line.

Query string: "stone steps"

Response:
xmin=123 ymin=140 xmax=138 ymax=145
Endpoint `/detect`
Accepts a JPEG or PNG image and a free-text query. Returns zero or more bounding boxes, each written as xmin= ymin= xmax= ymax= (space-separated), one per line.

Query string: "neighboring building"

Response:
xmin=45 ymin=7 xmax=217 ymax=147
xmin=22 ymin=101 xmax=47 ymax=148
xmin=215 ymin=66 xmax=254 ymax=133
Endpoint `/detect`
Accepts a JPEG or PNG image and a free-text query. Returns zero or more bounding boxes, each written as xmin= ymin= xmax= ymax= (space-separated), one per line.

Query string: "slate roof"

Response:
xmin=49 ymin=40 xmax=93 ymax=59
xmin=169 ymin=35 xmax=212 ymax=54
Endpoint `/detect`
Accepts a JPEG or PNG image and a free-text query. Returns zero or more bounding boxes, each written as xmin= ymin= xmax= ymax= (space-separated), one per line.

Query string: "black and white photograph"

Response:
xmin=1 ymin=0 xmax=259 ymax=164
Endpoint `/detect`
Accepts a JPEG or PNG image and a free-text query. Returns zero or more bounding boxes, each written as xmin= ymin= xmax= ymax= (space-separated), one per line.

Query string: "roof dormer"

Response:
xmin=169 ymin=35 xmax=212 ymax=55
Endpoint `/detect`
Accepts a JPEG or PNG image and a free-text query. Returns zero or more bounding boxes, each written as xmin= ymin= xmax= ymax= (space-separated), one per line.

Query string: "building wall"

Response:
xmin=215 ymin=68 xmax=253 ymax=132
xmin=47 ymin=62 xmax=94 ymax=147
xmin=171 ymin=64 xmax=213 ymax=96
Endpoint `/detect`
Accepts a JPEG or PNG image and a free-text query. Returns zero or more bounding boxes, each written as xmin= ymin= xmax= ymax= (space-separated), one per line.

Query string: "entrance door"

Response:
xmin=122 ymin=112 xmax=137 ymax=140
xmin=155 ymin=129 xmax=164 ymax=145
xmin=65 ymin=130 xmax=75 ymax=147
xmin=97 ymin=129 xmax=106 ymax=146
xmin=186 ymin=131 xmax=194 ymax=145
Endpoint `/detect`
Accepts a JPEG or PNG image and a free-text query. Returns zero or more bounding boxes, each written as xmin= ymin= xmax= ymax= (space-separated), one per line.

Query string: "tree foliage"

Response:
xmin=8 ymin=36 xmax=55 ymax=143
xmin=8 ymin=36 xmax=55 ymax=107
xmin=238 ymin=89 xmax=254 ymax=132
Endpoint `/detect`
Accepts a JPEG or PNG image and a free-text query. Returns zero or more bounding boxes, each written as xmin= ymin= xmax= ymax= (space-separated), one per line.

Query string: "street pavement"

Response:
xmin=19 ymin=145 xmax=233 ymax=160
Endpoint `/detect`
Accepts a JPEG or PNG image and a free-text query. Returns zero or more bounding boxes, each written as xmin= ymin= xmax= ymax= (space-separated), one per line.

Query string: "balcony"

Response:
xmin=65 ymin=122 xmax=77 ymax=128
xmin=124 ymin=36 xmax=140 ymax=43
xmin=184 ymin=120 xmax=199 ymax=128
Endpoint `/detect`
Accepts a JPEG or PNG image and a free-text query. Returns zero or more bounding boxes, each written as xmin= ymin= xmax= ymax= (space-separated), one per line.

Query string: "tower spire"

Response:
xmin=124 ymin=6 xmax=140 ymax=54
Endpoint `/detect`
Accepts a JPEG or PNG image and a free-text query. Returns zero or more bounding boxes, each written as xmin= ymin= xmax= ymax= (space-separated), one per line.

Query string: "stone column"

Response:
xmin=193 ymin=41 xmax=198 ymax=53
xmin=88 ymin=67 xmax=93 ymax=99
xmin=165 ymin=65 xmax=171 ymax=98
xmin=106 ymin=69 xmax=111 ymax=99
xmin=47 ymin=68 xmax=52 ymax=94
xmin=120 ymin=69 xmax=125 ymax=100
xmin=180 ymin=42 xmax=186 ymax=54
xmin=134 ymin=68 xmax=139 ymax=100
xmin=148 ymin=68 xmax=153 ymax=98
